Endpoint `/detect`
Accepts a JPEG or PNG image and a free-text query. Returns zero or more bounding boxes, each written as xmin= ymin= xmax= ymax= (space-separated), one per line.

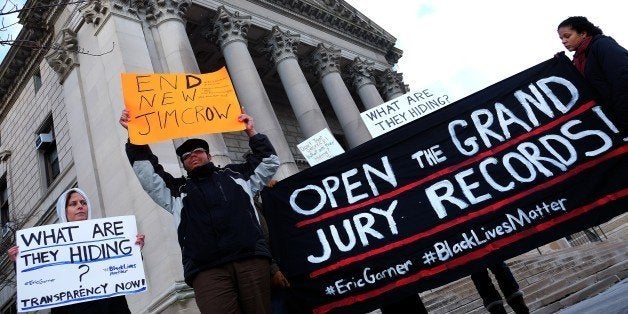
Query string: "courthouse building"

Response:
xmin=0 ymin=0 xmax=408 ymax=312
xmin=2 ymin=0 xmax=625 ymax=313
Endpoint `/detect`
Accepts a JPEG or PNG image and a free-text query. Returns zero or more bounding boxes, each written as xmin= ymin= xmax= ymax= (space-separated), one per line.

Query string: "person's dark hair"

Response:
xmin=558 ymin=16 xmax=603 ymax=36
xmin=66 ymin=191 xmax=80 ymax=207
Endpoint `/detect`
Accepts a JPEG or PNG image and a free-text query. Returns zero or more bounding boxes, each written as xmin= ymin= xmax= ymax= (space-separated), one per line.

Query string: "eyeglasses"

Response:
xmin=181 ymin=147 xmax=207 ymax=161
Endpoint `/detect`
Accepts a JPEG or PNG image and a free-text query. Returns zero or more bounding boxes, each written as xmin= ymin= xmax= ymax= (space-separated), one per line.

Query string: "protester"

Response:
xmin=471 ymin=261 xmax=528 ymax=314
xmin=255 ymin=203 xmax=292 ymax=314
xmin=119 ymin=109 xmax=279 ymax=313
xmin=557 ymin=16 xmax=628 ymax=131
xmin=7 ymin=188 xmax=145 ymax=313
xmin=252 ymin=179 xmax=293 ymax=314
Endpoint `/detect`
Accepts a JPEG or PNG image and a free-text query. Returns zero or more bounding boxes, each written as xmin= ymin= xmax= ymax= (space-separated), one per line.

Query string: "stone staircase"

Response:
xmin=417 ymin=237 xmax=628 ymax=313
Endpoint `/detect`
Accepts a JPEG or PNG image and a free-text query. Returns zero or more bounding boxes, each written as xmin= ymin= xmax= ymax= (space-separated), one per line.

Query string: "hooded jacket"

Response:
xmin=125 ymin=133 xmax=280 ymax=286
xmin=51 ymin=188 xmax=131 ymax=314
xmin=55 ymin=188 xmax=92 ymax=223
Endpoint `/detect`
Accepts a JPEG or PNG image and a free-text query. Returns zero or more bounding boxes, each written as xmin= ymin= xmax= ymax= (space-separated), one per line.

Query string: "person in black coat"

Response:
xmin=558 ymin=16 xmax=628 ymax=133
xmin=120 ymin=109 xmax=279 ymax=314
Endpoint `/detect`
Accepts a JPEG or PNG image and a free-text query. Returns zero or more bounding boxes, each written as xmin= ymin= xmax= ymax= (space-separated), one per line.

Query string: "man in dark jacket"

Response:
xmin=119 ymin=110 xmax=279 ymax=313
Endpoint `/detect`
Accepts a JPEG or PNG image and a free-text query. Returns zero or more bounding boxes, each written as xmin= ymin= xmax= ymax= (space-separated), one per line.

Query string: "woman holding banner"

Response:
xmin=7 ymin=188 xmax=145 ymax=313
xmin=557 ymin=16 xmax=628 ymax=132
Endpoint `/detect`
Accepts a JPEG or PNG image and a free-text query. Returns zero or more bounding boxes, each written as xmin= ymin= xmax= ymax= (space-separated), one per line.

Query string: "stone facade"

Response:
xmin=0 ymin=0 xmax=405 ymax=312
xmin=1 ymin=1 xmax=622 ymax=313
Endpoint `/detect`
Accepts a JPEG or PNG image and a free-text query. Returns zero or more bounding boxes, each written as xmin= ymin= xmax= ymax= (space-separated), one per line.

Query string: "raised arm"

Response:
xmin=119 ymin=110 xmax=185 ymax=218
xmin=227 ymin=113 xmax=280 ymax=195
xmin=7 ymin=245 xmax=18 ymax=262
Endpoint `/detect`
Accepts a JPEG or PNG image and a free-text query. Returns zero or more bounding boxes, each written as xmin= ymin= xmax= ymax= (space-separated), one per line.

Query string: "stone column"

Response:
xmin=264 ymin=26 xmax=329 ymax=139
xmin=308 ymin=44 xmax=371 ymax=148
xmin=212 ymin=6 xmax=297 ymax=179
xmin=45 ymin=29 xmax=105 ymax=216
xmin=80 ymin=0 xmax=184 ymax=175
xmin=348 ymin=57 xmax=384 ymax=110
xmin=145 ymin=0 xmax=230 ymax=166
xmin=80 ymin=2 xmax=196 ymax=312
xmin=378 ymin=68 xmax=408 ymax=100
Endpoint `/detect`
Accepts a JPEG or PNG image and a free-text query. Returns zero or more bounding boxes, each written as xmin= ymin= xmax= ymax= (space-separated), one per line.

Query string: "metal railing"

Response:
xmin=565 ymin=226 xmax=608 ymax=247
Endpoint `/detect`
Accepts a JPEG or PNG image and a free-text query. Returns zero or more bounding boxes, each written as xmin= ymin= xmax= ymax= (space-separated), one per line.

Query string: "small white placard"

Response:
xmin=297 ymin=128 xmax=345 ymax=166
xmin=361 ymin=88 xmax=454 ymax=137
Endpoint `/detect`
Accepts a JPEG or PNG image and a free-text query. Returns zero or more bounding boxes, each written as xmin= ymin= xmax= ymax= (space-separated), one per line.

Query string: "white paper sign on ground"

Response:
xmin=361 ymin=88 xmax=454 ymax=137
xmin=297 ymin=128 xmax=345 ymax=166
xmin=15 ymin=215 xmax=147 ymax=312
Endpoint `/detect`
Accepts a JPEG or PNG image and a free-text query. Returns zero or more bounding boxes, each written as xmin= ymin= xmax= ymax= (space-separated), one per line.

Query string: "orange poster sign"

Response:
xmin=121 ymin=67 xmax=244 ymax=144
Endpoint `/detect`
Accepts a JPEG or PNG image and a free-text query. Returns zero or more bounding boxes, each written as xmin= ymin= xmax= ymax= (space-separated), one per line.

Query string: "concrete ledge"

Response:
xmin=557 ymin=275 xmax=620 ymax=309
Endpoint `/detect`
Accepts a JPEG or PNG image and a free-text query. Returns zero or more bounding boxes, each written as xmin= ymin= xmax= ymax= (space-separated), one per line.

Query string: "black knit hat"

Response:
xmin=176 ymin=138 xmax=209 ymax=159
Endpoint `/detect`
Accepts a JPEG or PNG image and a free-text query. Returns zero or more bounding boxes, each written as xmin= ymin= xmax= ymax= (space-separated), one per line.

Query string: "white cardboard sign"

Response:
xmin=15 ymin=215 xmax=147 ymax=312
xmin=297 ymin=128 xmax=345 ymax=166
xmin=361 ymin=88 xmax=453 ymax=137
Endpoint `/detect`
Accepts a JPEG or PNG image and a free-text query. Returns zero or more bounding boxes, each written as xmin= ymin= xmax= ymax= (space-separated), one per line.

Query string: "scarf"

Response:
xmin=572 ymin=36 xmax=593 ymax=75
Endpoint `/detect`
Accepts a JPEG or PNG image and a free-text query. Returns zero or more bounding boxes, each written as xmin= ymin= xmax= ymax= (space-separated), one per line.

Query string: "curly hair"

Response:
xmin=558 ymin=16 xmax=603 ymax=36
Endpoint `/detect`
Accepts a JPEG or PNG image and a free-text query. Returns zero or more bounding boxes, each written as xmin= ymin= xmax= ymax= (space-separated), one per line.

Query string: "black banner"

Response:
xmin=261 ymin=55 xmax=627 ymax=313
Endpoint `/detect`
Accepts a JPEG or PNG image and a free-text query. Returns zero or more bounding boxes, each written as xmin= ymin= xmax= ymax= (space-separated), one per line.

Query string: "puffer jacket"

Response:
xmin=125 ymin=134 xmax=280 ymax=286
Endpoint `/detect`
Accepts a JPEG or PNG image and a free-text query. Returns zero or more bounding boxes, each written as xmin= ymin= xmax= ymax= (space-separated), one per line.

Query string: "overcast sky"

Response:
xmin=1 ymin=0 xmax=626 ymax=101
xmin=345 ymin=0 xmax=628 ymax=102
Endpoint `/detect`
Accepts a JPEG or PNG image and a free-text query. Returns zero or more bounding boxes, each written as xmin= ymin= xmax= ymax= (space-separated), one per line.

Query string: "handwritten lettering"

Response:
xmin=122 ymin=68 xmax=243 ymax=144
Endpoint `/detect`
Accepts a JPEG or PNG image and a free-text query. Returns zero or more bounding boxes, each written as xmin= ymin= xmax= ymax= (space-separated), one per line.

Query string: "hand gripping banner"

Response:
xmin=261 ymin=55 xmax=627 ymax=313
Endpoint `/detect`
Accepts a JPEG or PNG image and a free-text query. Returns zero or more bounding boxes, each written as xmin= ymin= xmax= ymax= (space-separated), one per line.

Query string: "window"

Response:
xmin=44 ymin=144 xmax=60 ymax=185
xmin=38 ymin=116 xmax=60 ymax=186
xmin=0 ymin=299 xmax=17 ymax=314
xmin=33 ymin=69 xmax=42 ymax=93
xmin=1 ymin=175 xmax=8 ymax=237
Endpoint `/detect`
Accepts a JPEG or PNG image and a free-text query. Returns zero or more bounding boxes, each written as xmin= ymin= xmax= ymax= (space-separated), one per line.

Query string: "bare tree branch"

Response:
xmin=0 ymin=0 xmax=116 ymax=57
xmin=1 ymin=39 xmax=116 ymax=56
xmin=0 ymin=0 xmax=20 ymax=16
xmin=0 ymin=19 xmax=19 ymax=32
xmin=1 ymin=0 xmax=87 ymax=16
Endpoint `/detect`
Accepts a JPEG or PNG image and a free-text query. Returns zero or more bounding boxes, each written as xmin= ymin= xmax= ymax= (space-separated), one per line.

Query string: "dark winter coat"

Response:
xmin=125 ymin=134 xmax=279 ymax=286
xmin=583 ymin=34 xmax=628 ymax=130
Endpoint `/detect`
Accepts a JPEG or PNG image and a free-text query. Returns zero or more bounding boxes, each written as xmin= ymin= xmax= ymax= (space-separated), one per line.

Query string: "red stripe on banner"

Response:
xmin=309 ymin=145 xmax=627 ymax=278
xmin=297 ymin=101 xmax=596 ymax=228
xmin=312 ymin=188 xmax=628 ymax=314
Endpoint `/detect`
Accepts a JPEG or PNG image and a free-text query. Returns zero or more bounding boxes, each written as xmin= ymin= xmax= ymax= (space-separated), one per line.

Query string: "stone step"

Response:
xmin=525 ymin=238 xmax=626 ymax=260
xmin=525 ymin=259 xmax=619 ymax=308
xmin=422 ymin=239 xmax=627 ymax=313
xmin=516 ymin=242 xmax=621 ymax=269
xmin=522 ymin=251 xmax=622 ymax=295
xmin=514 ymin=243 xmax=626 ymax=283
xmin=435 ymin=297 xmax=483 ymax=314
xmin=530 ymin=273 xmax=624 ymax=313
xmin=424 ymin=249 xmax=618 ymax=310
xmin=421 ymin=278 xmax=475 ymax=307
xmin=598 ymin=213 xmax=627 ymax=239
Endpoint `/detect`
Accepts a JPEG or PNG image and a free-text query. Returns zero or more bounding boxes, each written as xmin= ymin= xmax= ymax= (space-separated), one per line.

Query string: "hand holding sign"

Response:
xmin=121 ymin=67 xmax=245 ymax=144
xmin=238 ymin=112 xmax=257 ymax=138
xmin=7 ymin=245 xmax=18 ymax=262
